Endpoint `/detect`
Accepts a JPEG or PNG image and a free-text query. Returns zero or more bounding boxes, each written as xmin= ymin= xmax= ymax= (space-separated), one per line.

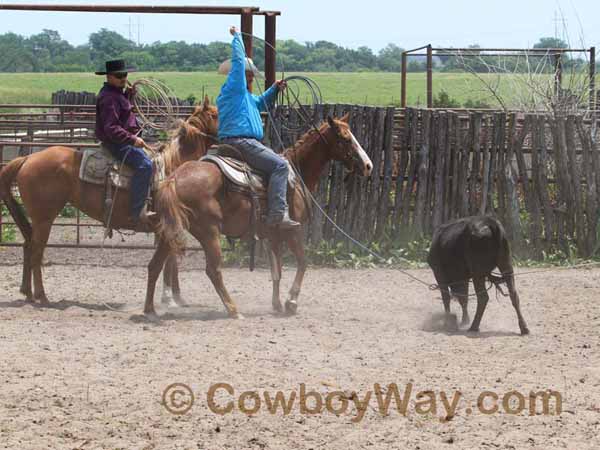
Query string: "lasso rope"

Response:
xmin=131 ymin=78 xmax=181 ymax=131
xmin=276 ymin=75 xmax=323 ymax=133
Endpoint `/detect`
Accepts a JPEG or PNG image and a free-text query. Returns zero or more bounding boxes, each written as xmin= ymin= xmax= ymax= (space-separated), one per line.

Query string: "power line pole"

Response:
xmin=128 ymin=16 xmax=133 ymax=43
xmin=553 ymin=9 xmax=567 ymax=42
xmin=137 ymin=17 xmax=141 ymax=47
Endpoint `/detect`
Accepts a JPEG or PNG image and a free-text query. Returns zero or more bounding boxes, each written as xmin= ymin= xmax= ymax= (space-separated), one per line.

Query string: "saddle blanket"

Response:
xmin=79 ymin=145 xmax=165 ymax=190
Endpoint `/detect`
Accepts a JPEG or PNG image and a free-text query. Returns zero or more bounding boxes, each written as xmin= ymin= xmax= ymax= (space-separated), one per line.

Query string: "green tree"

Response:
xmin=89 ymin=28 xmax=135 ymax=67
xmin=120 ymin=50 xmax=156 ymax=71
xmin=533 ymin=37 xmax=568 ymax=50
xmin=0 ymin=28 xmax=427 ymax=73
xmin=377 ymin=43 xmax=404 ymax=72
xmin=55 ymin=45 xmax=92 ymax=72
xmin=349 ymin=46 xmax=376 ymax=71
xmin=531 ymin=37 xmax=570 ymax=71
xmin=29 ymin=30 xmax=73 ymax=71
xmin=0 ymin=33 xmax=34 ymax=71
xmin=278 ymin=39 xmax=309 ymax=71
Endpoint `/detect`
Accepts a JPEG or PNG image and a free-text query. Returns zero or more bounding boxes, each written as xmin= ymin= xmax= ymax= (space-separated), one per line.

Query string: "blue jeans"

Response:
xmin=106 ymin=143 xmax=153 ymax=218
xmin=221 ymin=137 xmax=289 ymax=219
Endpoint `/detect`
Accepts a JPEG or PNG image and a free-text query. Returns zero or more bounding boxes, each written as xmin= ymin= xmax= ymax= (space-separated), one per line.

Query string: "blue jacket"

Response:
xmin=216 ymin=32 xmax=278 ymax=141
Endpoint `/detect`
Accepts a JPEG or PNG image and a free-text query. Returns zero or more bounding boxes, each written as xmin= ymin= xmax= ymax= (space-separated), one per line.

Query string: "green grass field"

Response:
xmin=0 ymin=71 xmax=596 ymax=108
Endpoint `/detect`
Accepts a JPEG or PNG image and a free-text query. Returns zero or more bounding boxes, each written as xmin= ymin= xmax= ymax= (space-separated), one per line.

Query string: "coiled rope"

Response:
xmin=131 ymin=78 xmax=181 ymax=131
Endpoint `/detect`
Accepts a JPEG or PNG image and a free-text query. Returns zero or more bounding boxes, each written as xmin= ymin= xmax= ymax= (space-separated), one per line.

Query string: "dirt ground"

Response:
xmin=1 ymin=243 xmax=599 ymax=450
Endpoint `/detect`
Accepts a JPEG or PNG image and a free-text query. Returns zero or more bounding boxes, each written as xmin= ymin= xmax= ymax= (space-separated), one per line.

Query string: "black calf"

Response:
xmin=427 ymin=215 xmax=529 ymax=335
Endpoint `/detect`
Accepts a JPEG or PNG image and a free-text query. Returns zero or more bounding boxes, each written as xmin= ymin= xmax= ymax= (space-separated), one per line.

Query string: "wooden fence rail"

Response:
xmin=3 ymin=101 xmax=599 ymax=258
xmin=265 ymin=106 xmax=600 ymax=258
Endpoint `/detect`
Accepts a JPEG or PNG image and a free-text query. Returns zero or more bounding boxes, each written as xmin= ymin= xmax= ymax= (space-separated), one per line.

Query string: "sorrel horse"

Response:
xmin=143 ymin=114 xmax=373 ymax=318
xmin=0 ymin=97 xmax=218 ymax=305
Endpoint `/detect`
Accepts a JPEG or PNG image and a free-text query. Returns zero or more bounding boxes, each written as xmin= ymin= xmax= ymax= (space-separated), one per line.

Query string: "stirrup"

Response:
xmin=132 ymin=205 xmax=157 ymax=226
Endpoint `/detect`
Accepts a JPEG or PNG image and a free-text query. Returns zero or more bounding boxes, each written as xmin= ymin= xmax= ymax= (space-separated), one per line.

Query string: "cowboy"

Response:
xmin=216 ymin=26 xmax=300 ymax=230
xmin=95 ymin=59 xmax=155 ymax=225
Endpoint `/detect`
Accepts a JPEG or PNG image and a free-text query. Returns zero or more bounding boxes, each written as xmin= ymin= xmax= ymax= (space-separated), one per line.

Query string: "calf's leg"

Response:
xmin=433 ymin=273 xmax=457 ymax=330
xmin=498 ymin=261 xmax=529 ymax=335
xmin=468 ymin=276 xmax=489 ymax=333
xmin=451 ymin=280 xmax=470 ymax=327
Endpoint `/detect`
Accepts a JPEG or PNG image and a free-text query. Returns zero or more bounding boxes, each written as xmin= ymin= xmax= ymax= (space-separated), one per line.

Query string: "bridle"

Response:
xmin=196 ymin=129 xmax=219 ymax=143
xmin=335 ymin=134 xmax=358 ymax=175
xmin=185 ymin=113 xmax=219 ymax=144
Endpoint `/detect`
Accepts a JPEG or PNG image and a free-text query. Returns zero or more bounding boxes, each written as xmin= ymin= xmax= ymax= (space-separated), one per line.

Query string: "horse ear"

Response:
xmin=202 ymin=95 xmax=210 ymax=110
xmin=327 ymin=115 xmax=339 ymax=132
xmin=340 ymin=112 xmax=350 ymax=123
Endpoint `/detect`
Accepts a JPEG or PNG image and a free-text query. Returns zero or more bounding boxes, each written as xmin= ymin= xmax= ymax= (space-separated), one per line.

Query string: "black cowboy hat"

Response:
xmin=95 ymin=59 xmax=136 ymax=75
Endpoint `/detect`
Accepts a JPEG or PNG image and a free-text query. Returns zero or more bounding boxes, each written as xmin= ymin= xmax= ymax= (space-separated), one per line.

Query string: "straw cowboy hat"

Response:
xmin=218 ymin=57 xmax=263 ymax=77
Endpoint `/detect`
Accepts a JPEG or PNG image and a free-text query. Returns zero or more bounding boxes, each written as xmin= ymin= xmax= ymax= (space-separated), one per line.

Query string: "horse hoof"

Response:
xmin=35 ymin=295 xmax=50 ymax=306
xmin=467 ymin=327 xmax=479 ymax=333
xmin=231 ymin=312 xmax=245 ymax=320
xmin=161 ymin=297 xmax=178 ymax=308
xmin=285 ymin=300 xmax=298 ymax=315
xmin=272 ymin=300 xmax=283 ymax=313
xmin=520 ymin=327 xmax=530 ymax=335
xmin=172 ymin=294 xmax=189 ymax=307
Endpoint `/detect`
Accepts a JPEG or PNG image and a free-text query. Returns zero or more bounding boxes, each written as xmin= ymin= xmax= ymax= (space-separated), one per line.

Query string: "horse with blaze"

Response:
xmin=144 ymin=114 xmax=373 ymax=318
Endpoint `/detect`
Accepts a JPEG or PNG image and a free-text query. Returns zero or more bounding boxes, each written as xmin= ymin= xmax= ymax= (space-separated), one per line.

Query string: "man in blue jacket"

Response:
xmin=95 ymin=59 xmax=155 ymax=225
xmin=217 ymin=26 xmax=300 ymax=230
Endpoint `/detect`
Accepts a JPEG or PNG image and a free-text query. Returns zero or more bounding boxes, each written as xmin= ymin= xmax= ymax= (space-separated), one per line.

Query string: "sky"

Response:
xmin=0 ymin=0 xmax=599 ymax=51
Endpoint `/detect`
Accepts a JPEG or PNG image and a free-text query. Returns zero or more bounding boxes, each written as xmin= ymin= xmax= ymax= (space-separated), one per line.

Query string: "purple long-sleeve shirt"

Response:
xmin=95 ymin=83 xmax=139 ymax=146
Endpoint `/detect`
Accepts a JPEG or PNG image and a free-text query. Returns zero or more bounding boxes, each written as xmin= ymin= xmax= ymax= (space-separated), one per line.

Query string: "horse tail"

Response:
xmin=156 ymin=177 xmax=191 ymax=255
xmin=0 ymin=156 xmax=32 ymax=241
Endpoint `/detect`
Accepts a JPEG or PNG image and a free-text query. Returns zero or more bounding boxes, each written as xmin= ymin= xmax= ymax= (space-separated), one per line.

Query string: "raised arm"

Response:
xmin=221 ymin=26 xmax=247 ymax=95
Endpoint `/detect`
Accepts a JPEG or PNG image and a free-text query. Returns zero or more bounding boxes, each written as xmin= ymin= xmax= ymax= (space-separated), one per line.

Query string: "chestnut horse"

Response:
xmin=143 ymin=114 xmax=373 ymax=318
xmin=0 ymin=97 xmax=218 ymax=305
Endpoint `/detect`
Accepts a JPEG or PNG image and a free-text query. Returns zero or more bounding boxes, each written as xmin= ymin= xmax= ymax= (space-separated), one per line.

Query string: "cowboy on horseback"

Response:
xmin=216 ymin=26 xmax=300 ymax=230
xmin=95 ymin=59 xmax=156 ymax=225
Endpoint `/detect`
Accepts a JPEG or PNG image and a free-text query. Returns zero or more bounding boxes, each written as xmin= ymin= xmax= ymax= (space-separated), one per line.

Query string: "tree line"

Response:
xmin=0 ymin=28 xmax=594 ymax=73
xmin=0 ymin=28 xmax=406 ymax=73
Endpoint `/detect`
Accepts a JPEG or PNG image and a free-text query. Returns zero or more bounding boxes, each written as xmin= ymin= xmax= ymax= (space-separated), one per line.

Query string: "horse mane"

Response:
xmin=162 ymin=122 xmax=184 ymax=174
xmin=162 ymin=109 xmax=214 ymax=174
xmin=283 ymin=121 xmax=329 ymax=164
